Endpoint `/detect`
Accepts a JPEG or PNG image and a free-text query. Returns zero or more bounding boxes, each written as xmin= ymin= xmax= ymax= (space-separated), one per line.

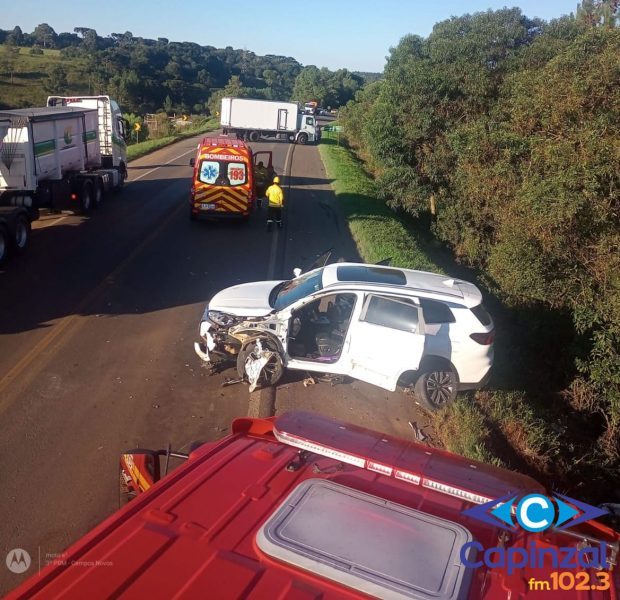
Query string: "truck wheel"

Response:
xmin=248 ymin=131 xmax=260 ymax=142
xmin=93 ymin=179 xmax=104 ymax=209
xmin=80 ymin=180 xmax=94 ymax=213
xmin=12 ymin=214 xmax=30 ymax=254
xmin=0 ymin=225 xmax=9 ymax=266
xmin=297 ymin=133 xmax=308 ymax=145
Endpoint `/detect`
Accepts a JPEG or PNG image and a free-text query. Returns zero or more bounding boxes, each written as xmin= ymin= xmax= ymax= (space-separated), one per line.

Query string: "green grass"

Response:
xmin=318 ymin=132 xmax=581 ymax=491
xmin=127 ymin=118 xmax=219 ymax=161
xmin=0 ymin=46 xmax=88 ymax=108
xmin=319 ymin=137 xmax=440 ymax=272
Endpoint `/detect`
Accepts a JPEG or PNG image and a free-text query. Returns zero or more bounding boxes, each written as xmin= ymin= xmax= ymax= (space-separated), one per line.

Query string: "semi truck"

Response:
xmin=46 ymin=95 xmax=128 ymax=177
xmin=0 ymin=105 xmax=126 ymax=265
xmin=220 ymin=97 xmax=319 ymax=145
xmin=7 ymin=411 xmax=620 ymax=598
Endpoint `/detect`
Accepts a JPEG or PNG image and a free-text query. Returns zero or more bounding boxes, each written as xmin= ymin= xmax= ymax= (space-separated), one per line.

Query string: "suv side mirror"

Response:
xmin=189 ymin=158 xmax=195 ymax=167
xmin=293 ymin=268 xmax=302 ymax=278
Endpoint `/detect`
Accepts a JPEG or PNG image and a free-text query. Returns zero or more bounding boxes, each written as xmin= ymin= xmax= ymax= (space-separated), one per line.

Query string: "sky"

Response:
xmin=2 ymin=0 xmax=579 ymax=72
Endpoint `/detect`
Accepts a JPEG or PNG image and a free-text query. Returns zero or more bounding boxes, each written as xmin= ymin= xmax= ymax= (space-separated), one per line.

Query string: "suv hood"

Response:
xmin=208 ymin=280 xmax=283 ymax=317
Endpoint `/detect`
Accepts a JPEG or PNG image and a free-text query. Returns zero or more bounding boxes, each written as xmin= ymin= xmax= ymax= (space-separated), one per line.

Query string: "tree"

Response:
xmin=74 ymin=27 xmax=99 ymax=53
xmin=577 ymin=0 xmax=620 ymax=27
xmin=207 ymin=75 xmax=246 ymax=115
xmin=43 ymin=65 xmax=68 ymax=94
xmin=110 ymin=31 xmax=134 ymax=46
xmin=0 ymin=45 xmax=20 ymax=84
xmin=6 ymin=26 xmax=24 ymax=46
xmin=358 ymin=9 xmax=541 ymax=219
xmin=292 ymin=66 xmax=362 ymax=106
xmin=163 ymin=94 xmax=173 ymax=113
xmin=32 ymin=23 xmax=57 ymax=48
xmin=292 ymin=66 xmax=323 ymax=102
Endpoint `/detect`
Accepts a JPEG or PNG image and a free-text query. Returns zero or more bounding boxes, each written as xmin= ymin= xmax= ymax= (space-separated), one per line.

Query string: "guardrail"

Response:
xmin=321 ymin=124 xmax=343 ymax=144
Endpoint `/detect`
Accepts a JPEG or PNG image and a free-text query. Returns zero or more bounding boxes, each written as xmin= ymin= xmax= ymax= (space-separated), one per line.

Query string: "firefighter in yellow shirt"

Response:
xmin=265 ymin=176 xmax=284 ymax=231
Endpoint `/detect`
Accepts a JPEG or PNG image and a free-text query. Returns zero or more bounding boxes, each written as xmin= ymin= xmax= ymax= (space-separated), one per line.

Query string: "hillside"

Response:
xmin=0 ymin=47 xmax=89 ymax=108
xmin=0 ymin=26 xmax=365 ymax=114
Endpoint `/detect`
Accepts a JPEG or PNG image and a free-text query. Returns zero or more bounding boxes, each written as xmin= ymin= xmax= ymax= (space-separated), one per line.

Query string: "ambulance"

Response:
xmin=189 ymin=136 xmax=272 ymax=220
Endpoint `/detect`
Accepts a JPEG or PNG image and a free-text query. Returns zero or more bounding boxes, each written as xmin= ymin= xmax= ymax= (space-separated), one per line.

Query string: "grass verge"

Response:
xmin=127 ymin=118 xmax=219 ymax=161
xmin=318 ymin=135 xmax=588 ymax=497
xmin=318 ymin=137 xmax=439 ymax=272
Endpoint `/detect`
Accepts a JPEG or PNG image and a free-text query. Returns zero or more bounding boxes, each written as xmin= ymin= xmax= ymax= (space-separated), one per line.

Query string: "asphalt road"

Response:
xmin=0 ymin=132 xmax=424 ymax=593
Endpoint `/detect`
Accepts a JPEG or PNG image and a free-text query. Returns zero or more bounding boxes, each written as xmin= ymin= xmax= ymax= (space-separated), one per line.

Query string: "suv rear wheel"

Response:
xmin=414 ymin=368 xmax=457 ymax=411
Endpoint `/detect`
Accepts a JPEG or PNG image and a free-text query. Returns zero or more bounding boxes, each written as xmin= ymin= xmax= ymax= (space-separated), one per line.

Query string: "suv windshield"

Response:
xmin=271 ymin=269 xmax=324 ymax=310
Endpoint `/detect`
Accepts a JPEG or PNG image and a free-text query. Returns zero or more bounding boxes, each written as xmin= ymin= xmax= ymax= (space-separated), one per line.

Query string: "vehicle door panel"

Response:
xmin=285 ymin=292 xmax=359 ymax=373
xmin=346 ymin=294 xmax=425 ymax=391
xmin=253 ymin=151 xmax=273 ymax=169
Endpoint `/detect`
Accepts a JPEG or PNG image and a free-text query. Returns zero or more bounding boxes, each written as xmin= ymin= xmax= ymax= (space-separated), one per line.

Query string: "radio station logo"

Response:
xmin=459 ymin=492 xmax=611 ymax=575
xmin=464 ymin=492 xmax=608 ymax=532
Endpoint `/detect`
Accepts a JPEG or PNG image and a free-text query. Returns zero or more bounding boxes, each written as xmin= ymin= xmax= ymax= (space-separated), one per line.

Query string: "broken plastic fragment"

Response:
xmin=244 ymin=341 xmax=276 ymax=393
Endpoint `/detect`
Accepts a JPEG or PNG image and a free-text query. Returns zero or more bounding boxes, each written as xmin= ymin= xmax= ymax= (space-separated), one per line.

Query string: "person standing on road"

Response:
xmin=254 ymin=161 xmax=268 ymax=208
xmin=265 ymin=176 xmax=284 ymax=231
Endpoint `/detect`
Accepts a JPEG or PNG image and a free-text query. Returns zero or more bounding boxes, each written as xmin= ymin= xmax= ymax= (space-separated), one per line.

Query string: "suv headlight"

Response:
xmin=207 ymin=310 xmax=239 ymax=327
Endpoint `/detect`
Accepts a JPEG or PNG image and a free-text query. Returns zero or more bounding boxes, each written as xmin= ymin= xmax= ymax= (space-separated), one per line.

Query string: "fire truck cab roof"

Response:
xmin=10 ymin=411 xmax=620 ymax=599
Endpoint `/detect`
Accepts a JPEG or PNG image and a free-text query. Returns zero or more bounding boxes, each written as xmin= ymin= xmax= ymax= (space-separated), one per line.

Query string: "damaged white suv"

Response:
xmin=194 ymin=261 xmax=494 ymax=410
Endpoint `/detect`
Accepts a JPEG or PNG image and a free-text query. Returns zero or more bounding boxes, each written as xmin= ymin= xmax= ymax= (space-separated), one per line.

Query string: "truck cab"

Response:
xmin=297 ymin=114 xmax=319 ymax=143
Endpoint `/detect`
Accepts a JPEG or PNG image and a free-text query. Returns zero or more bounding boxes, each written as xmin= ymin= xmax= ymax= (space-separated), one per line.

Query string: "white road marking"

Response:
xmin=267 ymin=143 xmax=295 ymax=280
xmin=129 ymin=147 xmax=197 ymax=183
xmin=34 ymin=216 xmax=68 ymax=229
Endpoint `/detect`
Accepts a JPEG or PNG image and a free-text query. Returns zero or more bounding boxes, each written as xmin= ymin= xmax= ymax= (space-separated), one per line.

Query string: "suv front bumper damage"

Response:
xmin=194 ymin=320 xmax=216 ymax=363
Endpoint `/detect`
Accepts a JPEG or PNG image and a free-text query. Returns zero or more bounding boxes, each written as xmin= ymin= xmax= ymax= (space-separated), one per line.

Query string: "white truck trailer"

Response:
xmin=220 ymin=97 xmax=319 ymax=144
xmin=0 ymin=106 xmax=125 ymax=265
xmin=47 ymin=95 xmax=128 ymax=179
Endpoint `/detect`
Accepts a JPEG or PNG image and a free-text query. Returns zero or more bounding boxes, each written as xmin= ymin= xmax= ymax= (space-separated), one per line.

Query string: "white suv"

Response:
xmin=195 ymin=262 xmax=494 ymax=409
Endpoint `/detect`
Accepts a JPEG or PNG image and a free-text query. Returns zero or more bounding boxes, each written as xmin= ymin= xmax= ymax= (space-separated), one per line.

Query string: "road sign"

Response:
xmin=134 ymin=122 xmax=141 ymax=132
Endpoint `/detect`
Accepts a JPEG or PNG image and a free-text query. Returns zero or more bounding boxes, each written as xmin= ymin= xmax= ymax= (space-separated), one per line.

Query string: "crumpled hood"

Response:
xmin=207 ymin=280 xmax=283 ymax=317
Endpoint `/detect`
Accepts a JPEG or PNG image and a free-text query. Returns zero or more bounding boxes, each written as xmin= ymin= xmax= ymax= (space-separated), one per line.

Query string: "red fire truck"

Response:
xmin=8 ymin=411 xmax=620 ymax=598
xmin=188 ymin=136 xmax=272 ymax=220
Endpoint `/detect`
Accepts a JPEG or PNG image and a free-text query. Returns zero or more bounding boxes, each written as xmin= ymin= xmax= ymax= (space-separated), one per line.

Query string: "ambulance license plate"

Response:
xmin=200 ymin=203 xmax=215 ymax=210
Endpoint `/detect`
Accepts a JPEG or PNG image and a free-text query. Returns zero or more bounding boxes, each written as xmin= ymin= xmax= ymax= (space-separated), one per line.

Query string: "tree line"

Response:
xmin=0 ymin=24 xmax=367 ymax=114
xmin=341 ymin=2 xmax=619 ymax=464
